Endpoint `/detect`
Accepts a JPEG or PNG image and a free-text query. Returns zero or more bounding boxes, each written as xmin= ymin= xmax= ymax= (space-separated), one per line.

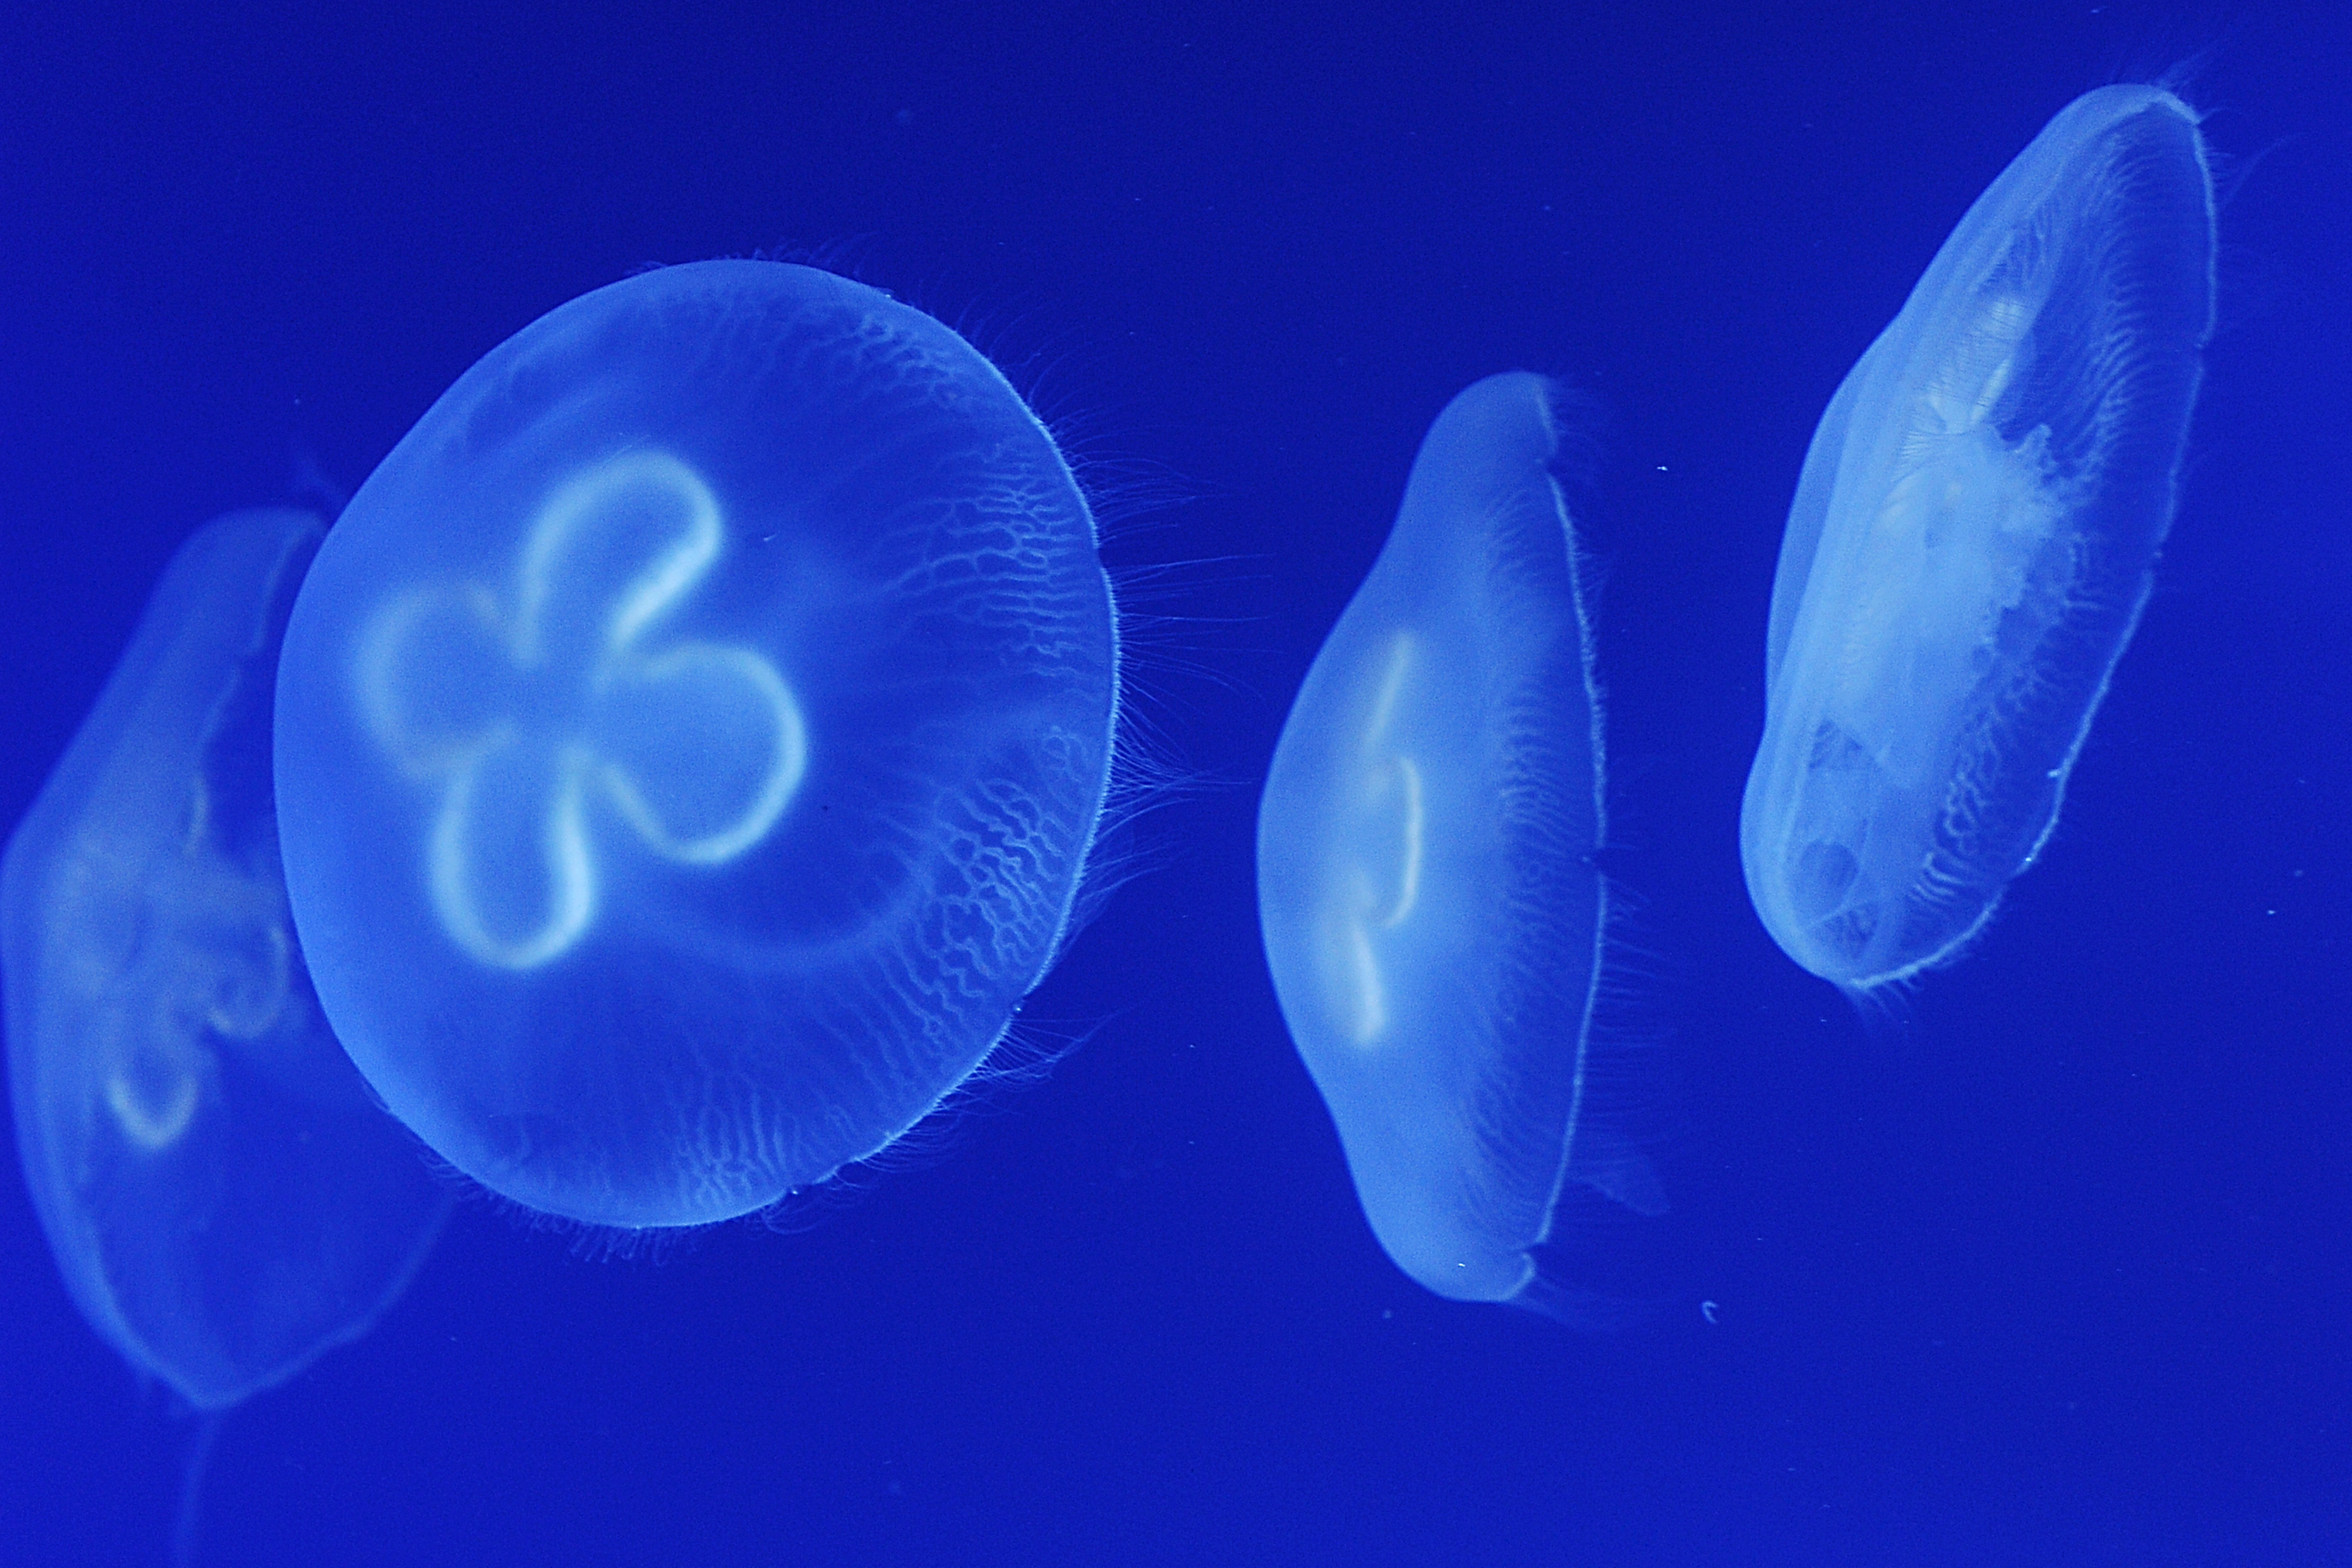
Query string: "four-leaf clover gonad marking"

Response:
xmin=356 ymin=452 xmax=808 ymax=968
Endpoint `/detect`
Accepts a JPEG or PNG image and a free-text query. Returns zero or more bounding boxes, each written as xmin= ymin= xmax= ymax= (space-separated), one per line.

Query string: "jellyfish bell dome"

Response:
xmin=1256 ymin=373 xmax=1663 ymax=1317
xmin=4 ymin=509 xmax=449 ymax=1409
xmin=274 ymin=261 xmax=1120 ymax=1229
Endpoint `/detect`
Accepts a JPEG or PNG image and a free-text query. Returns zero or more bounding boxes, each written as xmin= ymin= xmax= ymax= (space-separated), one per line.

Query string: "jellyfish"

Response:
xmin=1257 ymin=373 xmax=1663 ymax=1315
xmin=2 ymin=509 xmax=449 ymax=1411
xmin=273 ymin=261 xmax=1120 ymax=1229
xmin=1741 ymin=85 xmax=2216 ymax=992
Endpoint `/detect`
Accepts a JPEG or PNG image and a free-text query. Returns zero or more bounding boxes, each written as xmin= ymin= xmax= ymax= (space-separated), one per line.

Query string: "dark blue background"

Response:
xmin=3 ymin=4 xmax=2346 ymax=1564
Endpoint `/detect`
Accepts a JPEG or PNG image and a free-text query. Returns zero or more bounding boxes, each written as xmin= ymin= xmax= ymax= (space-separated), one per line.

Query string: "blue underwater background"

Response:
xmin=2 ymin=4 xmax=2347 ymax=1564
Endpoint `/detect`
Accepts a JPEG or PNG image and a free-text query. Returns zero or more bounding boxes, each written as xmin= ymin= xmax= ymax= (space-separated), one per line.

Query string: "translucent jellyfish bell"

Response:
xmin=3 ymin=510 xmax=449 ymax=1410
xmin=274 ymin=261 xmax=1120 ymax=1228
xmin=1741 ymin=86 xmax=2215 ymax=992
xmin=1258 ymin=374 xmax=1662 ymax=1316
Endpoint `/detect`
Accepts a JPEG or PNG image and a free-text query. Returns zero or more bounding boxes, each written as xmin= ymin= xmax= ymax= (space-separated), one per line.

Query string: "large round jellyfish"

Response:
xmin=274 ymin=261 xmax=1120 ymax=1228
xmin=3 ymin=510 xmax=448 ymax=1410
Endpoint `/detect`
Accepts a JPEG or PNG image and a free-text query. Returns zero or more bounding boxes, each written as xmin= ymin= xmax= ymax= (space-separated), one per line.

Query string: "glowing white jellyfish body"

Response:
xmin=274 ymin=262 xmax=1119 ymax=1229
xmin=3 ymin=510 xmax=447 ymax=1409
xmin=1258 ymin=374 xmax=1662 ymax=1316
xmin=1742 ymin=86 xmax=2217 ymax=992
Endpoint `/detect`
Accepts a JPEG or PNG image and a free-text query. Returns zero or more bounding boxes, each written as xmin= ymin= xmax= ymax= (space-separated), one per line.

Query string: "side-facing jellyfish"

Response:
xmin=1257 ymin=373 xmax=1663 ymax=1316
xmin=274 ymin=261 xmax=1119 ymax=1229
xmin=3 ymin=510 xmax=449 ymax=1411
xmin=1741 ymin=85 xmax=2216 ymax=993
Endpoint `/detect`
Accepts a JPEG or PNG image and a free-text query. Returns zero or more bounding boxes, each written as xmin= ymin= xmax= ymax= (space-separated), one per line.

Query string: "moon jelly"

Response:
xmin=1742 ymin=86 xmax=2216 ymax=991
xmin=1258 ymin=374 xmax=1662 ymax=1312
xmin=274 ymin=262 xmax=1118 ymax=1228
xmin=3 ymin=511 xmax=448 ymax=1410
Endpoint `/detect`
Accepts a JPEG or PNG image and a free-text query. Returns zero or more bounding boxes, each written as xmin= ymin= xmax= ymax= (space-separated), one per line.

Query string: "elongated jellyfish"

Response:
xmin=1742 ymin=86 xmax=2216 ymax=992
xmin=4 ymin=509 xmax=447 ymax=1409
xmin=1258 ymin=373 xmax=1662 ymax=1315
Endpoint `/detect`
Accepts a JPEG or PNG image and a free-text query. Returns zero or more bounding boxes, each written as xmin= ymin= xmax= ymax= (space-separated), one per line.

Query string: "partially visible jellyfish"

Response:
xmin=1257 ymin=373 xmax=1663 ymax=1315
xmin=2 ymin=510 xmax=450 ymax=1411
xmin=1741 ymin=85 xmax=2216 ymax=992
xmin=274 ymin=261 xmax=1120 ymax=1229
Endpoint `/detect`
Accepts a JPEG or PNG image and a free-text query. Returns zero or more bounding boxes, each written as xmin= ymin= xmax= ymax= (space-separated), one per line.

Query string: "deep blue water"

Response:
xmin=3 ymin=5 xmax=2346 ymax=1564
